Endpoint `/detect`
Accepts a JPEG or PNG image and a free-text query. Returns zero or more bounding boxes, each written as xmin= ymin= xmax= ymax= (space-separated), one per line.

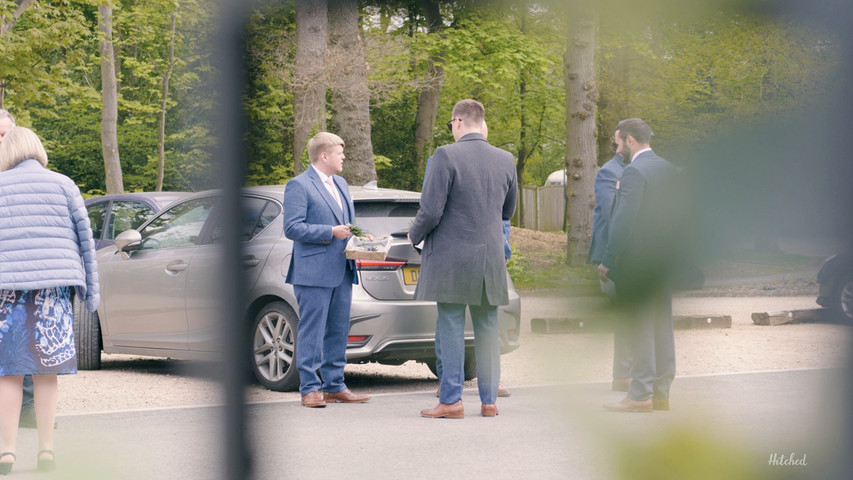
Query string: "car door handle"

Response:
xmin=165 ymin=260 xmax=189 ymax=273
xmin=242 ymin=255 xmax=260 ymax=268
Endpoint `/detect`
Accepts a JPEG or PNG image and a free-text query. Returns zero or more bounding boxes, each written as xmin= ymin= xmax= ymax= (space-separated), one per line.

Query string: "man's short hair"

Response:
xmin=452 ymin=99 xmax=485 ymax=128
xmin=0 ymin=109 xmax=15 ymax=124
xmin=0 ymin=126 xmax=49 ymax=171
xmin=615 ymin=118 xmax=652 ymax=144
xmin=307 ymin=132 xmax=345 ymax=163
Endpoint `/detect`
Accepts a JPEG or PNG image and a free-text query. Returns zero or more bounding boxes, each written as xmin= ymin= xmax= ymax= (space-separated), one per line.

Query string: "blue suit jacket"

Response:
xmin=602 ymin=150 xmax=678 ymax=296
xmin=283 ymin=166 xmax=357 ymax=287
xmin=588 ymin=154 xmax=626 ymax=264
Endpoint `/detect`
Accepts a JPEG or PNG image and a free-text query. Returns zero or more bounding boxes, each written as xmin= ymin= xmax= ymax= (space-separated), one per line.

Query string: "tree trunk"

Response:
xmin=0 ymin=0 xmax=36 ymax=37
xmin=328 ymin=0 xmax=376 ymax=186
xmin=156 ymin=12 xmax=177 ymax=192
xmin=516 ymin=8 xmax=529 ymax=228
xmin=564 ymin=5 xmax=597 ymax=265
xmin=99 ymin=4 xmax=124 ymax=194
xmin=413 ymin=0 xmax=444 ymax=177
xmin=293 ymin=0 xmax=328 ymax=176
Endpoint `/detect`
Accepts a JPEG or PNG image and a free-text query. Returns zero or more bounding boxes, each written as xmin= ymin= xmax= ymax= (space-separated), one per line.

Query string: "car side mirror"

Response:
xmin=114 ymin=229 xmax=142 ymax=260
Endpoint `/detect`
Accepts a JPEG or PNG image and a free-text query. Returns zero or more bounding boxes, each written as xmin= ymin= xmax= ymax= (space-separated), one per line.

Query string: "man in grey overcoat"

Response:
xmin=409 ymin=99 xmax=517 ymax=419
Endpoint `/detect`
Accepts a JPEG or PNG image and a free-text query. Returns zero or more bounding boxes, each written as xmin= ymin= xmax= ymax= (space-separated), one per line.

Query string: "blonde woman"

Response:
xmin=0 ymin=126 xmax=99 ymax=474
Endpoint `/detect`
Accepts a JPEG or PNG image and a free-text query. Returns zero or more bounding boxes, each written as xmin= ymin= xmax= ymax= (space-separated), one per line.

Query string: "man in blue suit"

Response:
xmin=284 ymin=132 xmax=370 ymax=408
xmin=599 ymin=118 xmax=679 ymax=413
xmin=588 ymin=150 xmax=632 ymax=392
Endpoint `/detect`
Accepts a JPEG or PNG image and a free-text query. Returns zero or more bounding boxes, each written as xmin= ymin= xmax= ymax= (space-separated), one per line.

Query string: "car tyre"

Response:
xmin=72 ymin=294 xmax=102 ymax=370
xmin=251 ymin=301 xmax=300 ymax=392
xmin=425 ymin=350 xmax=478 ymax=381
xmin=834 ymin=275 xmax=853 ymax=322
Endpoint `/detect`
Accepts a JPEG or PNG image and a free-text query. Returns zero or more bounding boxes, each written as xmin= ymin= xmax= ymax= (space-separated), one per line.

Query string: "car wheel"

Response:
xmin=251 ymin=302 xmax=300 ymax=392
xmin=425 ymin=350 xmax=478 ymax=381
xmin=836 ymin=276 xmax=853 ymax=322
xmin=72 ymin=294 xmax=102 ymax=370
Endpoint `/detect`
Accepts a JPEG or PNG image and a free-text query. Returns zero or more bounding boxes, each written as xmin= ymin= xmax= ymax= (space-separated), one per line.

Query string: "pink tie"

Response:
xmin=326 ymin=177 xmax=343 ymax=210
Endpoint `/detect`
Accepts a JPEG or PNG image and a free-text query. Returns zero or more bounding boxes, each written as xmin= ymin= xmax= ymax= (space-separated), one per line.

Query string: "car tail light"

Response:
xmin=356 ymin=260 xmax=405 ymax=270
xmin=347 ymin=335 xmax=370 ymax=347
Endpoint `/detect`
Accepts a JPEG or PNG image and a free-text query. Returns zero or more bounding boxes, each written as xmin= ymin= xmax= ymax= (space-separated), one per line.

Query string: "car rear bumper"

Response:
xmin=346 ymin=295 xmax=521 ymax=364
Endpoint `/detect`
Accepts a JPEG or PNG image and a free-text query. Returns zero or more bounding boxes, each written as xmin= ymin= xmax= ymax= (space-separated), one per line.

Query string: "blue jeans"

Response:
xmin=436 ymin=302 xmax=500 ymax=405
xmin=293 ymin=275 xmax=353 ymax=396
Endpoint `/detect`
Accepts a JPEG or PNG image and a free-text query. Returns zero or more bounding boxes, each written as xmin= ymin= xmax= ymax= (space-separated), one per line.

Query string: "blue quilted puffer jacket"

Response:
xmin=0 ymin=159 xmax=99 ymax=312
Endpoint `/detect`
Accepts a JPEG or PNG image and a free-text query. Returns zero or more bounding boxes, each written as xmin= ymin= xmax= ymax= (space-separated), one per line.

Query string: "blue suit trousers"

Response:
xmin=294 ymin=268 xmax=353 ymax=396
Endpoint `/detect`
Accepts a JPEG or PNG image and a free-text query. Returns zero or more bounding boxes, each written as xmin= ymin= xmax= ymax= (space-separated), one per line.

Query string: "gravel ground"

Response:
xmin=56 ymin=293 xmax=850 ymax=416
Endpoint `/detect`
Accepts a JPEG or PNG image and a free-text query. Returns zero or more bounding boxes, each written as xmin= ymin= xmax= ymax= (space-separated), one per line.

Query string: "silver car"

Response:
xmin=74 ymin=185 xmax=521 ymax=391
xmin=85 ymin=192 xmax=188 ymax=250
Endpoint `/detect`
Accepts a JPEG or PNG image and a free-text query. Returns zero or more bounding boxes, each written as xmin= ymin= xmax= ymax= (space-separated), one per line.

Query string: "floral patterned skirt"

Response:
xmin=0 ymin=287 xmax=77 ymax=376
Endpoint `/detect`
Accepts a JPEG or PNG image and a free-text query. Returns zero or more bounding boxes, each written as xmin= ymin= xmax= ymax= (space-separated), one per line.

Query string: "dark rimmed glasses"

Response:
xmin=446 ymin=118 xmax=460 ymax=133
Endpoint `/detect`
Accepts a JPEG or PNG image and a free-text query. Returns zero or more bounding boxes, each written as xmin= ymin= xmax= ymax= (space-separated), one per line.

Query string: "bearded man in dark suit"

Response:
xmin=409 ymin=99 xmax=517 ymax=419
xmin=598 ymin=118 xmax=680 ymax=413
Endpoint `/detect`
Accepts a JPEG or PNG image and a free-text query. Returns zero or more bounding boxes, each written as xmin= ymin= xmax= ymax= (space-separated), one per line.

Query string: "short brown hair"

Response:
xmin=452 ymin=99 xmax=485 ymax=128
xmin=307 ymin=132 xmax=345 ymax=164
xmin=615 ymin=118 xmax=652 ymax=144
xmin=0 ymin=126 xmax=48 ymax=171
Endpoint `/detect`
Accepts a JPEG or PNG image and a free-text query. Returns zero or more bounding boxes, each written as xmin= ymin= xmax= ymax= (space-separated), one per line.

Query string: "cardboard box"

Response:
xmin=345 ymin=236 xmax=391 ymax=261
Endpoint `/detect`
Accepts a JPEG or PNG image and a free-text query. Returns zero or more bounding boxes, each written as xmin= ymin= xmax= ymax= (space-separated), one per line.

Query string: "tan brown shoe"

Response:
xmin=420 ymin=401 xmax=464 ymax=419
xmin=611 ymin=378 xmax=632 ymax=392
xmin=653 ymin=398 xmax=670 ymax=411
xmin=324 ymin=389 xmax=371 ymax=403
xmin=481 ymin=404 xmax=499 ymax=417
xmin=603 ymin=396 xmax=653 ymax=413
xmin=301 ymin=391 xmax=326 ymax=408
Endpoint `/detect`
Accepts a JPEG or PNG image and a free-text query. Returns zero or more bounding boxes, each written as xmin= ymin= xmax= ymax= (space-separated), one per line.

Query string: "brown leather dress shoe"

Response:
xmin=611 ymin=378 xmax=632 ymax=392
xmin=481 ymin=404 xmax=499 ymax=417
xmin=653 ymin=398 xmax=670 ymax=411
xmin=324 ymin=389 xmax=371 ymax=403
xmin=603 ymin=396 xmax=653 ymax=413
xmin=420 ymin=401 xmax=464 ymax=419
xmin=301 ymin=391 xmax=327 ymax=408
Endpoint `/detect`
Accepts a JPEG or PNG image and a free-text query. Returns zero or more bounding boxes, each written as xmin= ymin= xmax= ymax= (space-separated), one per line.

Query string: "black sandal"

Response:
xmin=37 ymin=450 xmax=55 ymax=473
xmin=0 ymin=452 xmax=15 ymax=475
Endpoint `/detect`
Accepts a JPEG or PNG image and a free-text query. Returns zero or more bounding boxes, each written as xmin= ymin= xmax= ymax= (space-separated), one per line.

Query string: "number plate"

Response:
xmin=402 ymin=266 xmax=420 ymax=285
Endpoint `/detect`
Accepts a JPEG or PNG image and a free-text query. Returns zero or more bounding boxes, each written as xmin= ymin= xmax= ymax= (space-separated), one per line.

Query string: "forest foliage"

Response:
xmin=0 ymin=0 xmax=839 ymax=195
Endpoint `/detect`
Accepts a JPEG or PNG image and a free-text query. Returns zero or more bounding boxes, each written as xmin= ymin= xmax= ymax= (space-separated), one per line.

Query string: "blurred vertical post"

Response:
xmin=215 ymin=0 xmax=252 ymax=479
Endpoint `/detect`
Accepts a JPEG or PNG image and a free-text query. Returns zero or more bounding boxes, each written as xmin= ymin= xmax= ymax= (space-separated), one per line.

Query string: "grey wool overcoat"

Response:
xmin=408 ymin=133 xmax=518 ymax=306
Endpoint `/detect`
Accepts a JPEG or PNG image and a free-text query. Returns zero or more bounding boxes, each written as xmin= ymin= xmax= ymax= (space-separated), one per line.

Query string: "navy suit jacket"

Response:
xmin=588 ymin=154 xmax=626 ymax=264
xmin=602 ymin=150 xmax=678 ymax=296
xmin=283 ymin=166 xmax=357 ymax=287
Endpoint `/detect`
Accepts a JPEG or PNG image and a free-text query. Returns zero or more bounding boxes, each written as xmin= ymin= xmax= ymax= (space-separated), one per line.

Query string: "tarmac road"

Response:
xmin=10 ymin=368 xmax=852 ymax=479
xmin=13 ymin=292 xmax=851 ymax=479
